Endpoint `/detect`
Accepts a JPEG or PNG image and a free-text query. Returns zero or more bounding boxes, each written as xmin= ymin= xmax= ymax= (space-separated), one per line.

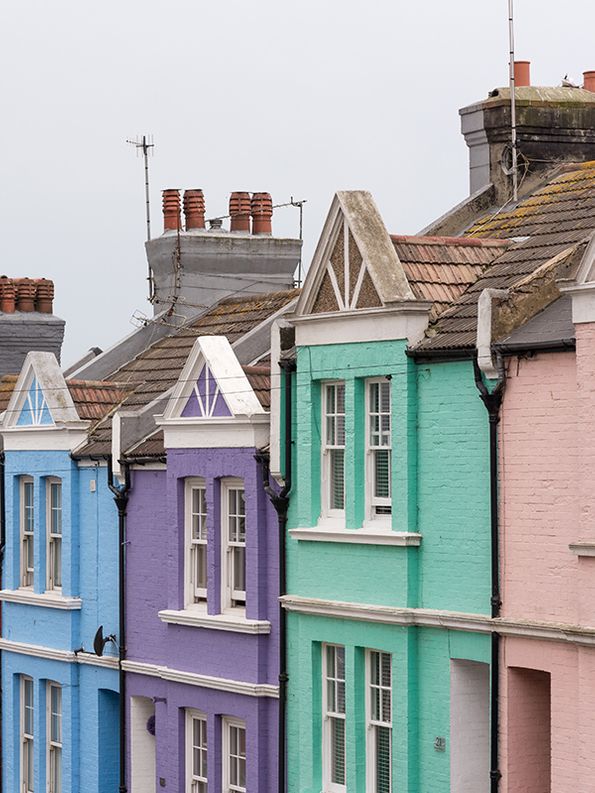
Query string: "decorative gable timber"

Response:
xmin=296 ymin=190 xmax=415 ymax=318
xmin=3 ymin=352 xmax=81 ymax=430
xmin=162 ymin=336 xmax=265 ymax=423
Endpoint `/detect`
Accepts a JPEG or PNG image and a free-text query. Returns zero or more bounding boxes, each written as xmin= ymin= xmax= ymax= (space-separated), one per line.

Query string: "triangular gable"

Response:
xmin=296 ymin=190 xmax=415 ymax=317
xmin=4 ymin=352 xmax=81 ymax=429
xmin=163 ymin=336 xmax=265 ymax=421
xmin=181 ymin=364 xmax=231 ymax=418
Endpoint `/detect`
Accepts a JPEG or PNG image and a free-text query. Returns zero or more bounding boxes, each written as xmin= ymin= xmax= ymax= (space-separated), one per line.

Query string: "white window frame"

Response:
xmin=20 ymin=477 xmax=34 ymax=589
xmin=47 ymin=682 xmax=62 ymax=793
xmin=221 ymin=480 xmax=246 ymax=611
xmin=366 ymin=379 xmax=392 ymax=523
xmin=185 ymin=709 xmax=207 ymax=793
xmin=322 ymin=644 xmax=346 ymax=793
xmin=321 ymin=382 xmax=346 ymax=520
xmin=366 ymin=650 xmax=392 ymax=793
xmin=222 ymin=717 xmax=246 ymax=793
xmin=46 ymin=479 xmax=62 ymax=592
xmin=21 ymin=675 xmax=34 ymax=793
xmin=185 ymin=478 xmax=207 ymax=606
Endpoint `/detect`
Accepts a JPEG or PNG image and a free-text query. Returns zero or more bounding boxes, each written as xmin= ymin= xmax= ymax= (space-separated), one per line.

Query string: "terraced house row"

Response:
xmin=1 ymin=64 xmax=595 ymax=793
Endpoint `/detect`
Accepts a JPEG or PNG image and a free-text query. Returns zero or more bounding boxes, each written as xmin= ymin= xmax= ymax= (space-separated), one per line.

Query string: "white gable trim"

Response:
xmin=3 ymin=352 xmax=82 ymax=430
xmin=163 ymin=336 xmax=265 ymax=421
xmin=158 ymin=414 xmax=269 ymax=450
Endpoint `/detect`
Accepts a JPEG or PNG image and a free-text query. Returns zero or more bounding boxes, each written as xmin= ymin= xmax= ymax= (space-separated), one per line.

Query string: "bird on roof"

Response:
xmin=561 ymin=75 xmax=579 ymax=88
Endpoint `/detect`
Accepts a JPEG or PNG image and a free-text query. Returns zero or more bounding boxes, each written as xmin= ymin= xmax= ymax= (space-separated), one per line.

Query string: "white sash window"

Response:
xmin=322 ymin=383 xmax=346 ymax=517
xmin=223 ymin=718 xmax=246 ymax=793
xmin=21 ymin=676 xmax=34 ymax=793
xmin=367 ymin=380 xmax=392 ymax=519
xmin=21 ymin=477 xmax=34 ymax=588
xmin=47 ymin=683 xmax=62 ymax=793
xmin=47 ymin=480 xmax=62 ymax=591
xmin=367 ymin=650 xmax=392 ymax=793
xmin=185 ymin=479 xmax=207 ymax=605
xmin=186 ymin=710 xmax=207 ymax=793
xmin=222 ymin=481 xmax=246 ymax=609
xmin=323 ymin=644 xmax=346 ymax=792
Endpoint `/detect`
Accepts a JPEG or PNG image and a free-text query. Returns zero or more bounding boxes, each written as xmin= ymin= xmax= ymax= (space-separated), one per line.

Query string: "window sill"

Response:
xmin=569 ymin=542 xmax=595 ymax=557
xmin=289 ymin=527 xmax=422 ymax=546
xmin=158 ymin=608 xmax=271 ymax=634
xmin=0 ymin=589 xmax=82 ymax=610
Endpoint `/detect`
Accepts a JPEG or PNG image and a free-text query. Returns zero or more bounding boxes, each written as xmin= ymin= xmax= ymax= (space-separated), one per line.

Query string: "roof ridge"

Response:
xmin=391 ymin=234 xmax=509 ymax=247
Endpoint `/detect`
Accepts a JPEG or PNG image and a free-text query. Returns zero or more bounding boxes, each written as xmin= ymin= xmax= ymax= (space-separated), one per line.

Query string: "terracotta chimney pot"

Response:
xmin=514 ymin=61 xmax=531 ymax=88
xmin=35 ymin=278 xmax=54 ymax=313
xmin=229 ymin=192 xmax=252 ymax=233
xmin=584 ymin=71 xmax=595 ymax=93
xmin=183 ymin=189 xmax=206 ymax=230
xmin=0 ymin=277 xmax=16 ymax=314
xmin=251 ymin=192 xmax=273 ymax=235
xmin=15 ymin=278 xmax=36 ymax=312
xmin=162 ymin=189 xmax=181 ymax=232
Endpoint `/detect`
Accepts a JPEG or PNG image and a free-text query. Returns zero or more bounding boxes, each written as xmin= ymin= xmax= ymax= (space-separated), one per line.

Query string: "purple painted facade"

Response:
xmin=182 ymin=366 xmax=232 ymax=418
xmin=125 ymin=446 xmax=280 ymax=792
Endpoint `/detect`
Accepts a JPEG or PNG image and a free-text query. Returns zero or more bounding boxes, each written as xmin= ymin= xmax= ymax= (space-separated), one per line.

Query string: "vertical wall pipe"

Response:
xmin=107 ymin=457 xmax=131 ymax=793
xmin=473 ymin=359 xmax=504 ymax=793
xmin=257 ymin=358 xmax=295 ymax=793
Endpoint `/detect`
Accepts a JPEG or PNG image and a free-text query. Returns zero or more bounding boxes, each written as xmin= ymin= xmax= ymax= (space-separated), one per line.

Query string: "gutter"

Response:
xmin=106 ymin=456 xmax=131 ymax=793
xmin=256 ymin=357 xmax=295 ymax=793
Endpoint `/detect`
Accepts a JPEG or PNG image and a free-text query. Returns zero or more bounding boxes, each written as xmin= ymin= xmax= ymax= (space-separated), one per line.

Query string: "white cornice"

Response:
xmin=0 ymin=638 xmax=118 ymax=669
xmin=281 ymin=595 xmax=595 ymax=646
xmin=1 ymin=426 xmax=89 ymax=452
xmin=289 ymin=528 xmax=422 ymax=546
xmin=158 ymin=417 xmax=269 ymax=451
xmin=122 ymin=659 xmax=278 ymax=698
xmin=292 ymin=305 xmax=430 ymax=347
xmin=158 ymin=608 xmax=271 ymax=634
xmin=0 ymin=589 xmax=82 ymax=609
xmin=569 ymin=542 xmax=595 ymax=557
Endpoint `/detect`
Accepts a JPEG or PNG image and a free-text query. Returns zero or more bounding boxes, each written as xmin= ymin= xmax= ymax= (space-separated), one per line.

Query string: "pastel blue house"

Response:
xmin=0 ymin=352 xmax=120 ymax=793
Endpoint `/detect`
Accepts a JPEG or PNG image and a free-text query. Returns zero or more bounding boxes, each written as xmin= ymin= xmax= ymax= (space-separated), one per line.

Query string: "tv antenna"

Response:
xmin=127 ymin=135 xmax=155 ymax=241
xmin=507 ymin=0 xmax=519 ymax=202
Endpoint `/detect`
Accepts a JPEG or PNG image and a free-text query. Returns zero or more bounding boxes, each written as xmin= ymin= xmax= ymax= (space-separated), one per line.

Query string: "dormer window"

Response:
xmin=322 ymin=383 xmax=346 ymax=517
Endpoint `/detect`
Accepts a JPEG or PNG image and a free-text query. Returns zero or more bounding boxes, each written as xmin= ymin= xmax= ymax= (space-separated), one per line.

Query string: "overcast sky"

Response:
xmin=1 ymin=0 xmax=593 ymax=364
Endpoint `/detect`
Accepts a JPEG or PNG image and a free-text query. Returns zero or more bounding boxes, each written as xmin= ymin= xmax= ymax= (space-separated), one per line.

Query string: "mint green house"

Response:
xmin=274 ymin=192 xmax=502 ymax=793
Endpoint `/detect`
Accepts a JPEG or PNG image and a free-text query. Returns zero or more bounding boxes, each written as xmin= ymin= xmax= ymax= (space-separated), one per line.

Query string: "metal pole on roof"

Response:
xmin=508 ymin=0 xmax=519 ymax=202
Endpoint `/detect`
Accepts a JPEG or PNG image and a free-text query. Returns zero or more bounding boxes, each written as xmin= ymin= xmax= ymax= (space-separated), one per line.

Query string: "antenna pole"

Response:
xmin=142 ymin=135 xmax=152 ymax=241
xmin=508 ymin=0 xmax=518 ymax=202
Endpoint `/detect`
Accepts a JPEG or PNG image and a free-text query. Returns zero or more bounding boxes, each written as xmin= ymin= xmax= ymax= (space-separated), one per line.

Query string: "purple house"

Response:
xmin=124 ymin=336 xmax=279 ymax=793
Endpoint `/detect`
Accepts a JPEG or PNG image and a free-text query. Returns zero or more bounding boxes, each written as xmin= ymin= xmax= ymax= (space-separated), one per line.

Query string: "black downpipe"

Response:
xmin=257 ymin=359 xmax=295 ymax=793
xmin=473 ymin=359 xmax=504 ymax=793
xmin=107 ymin=457 xmax=131 ymax=793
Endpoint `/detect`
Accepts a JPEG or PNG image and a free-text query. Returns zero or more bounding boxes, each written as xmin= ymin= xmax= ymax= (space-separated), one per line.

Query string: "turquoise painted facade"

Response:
xmin=0 ymin=356 xmax=120 ymax=793
xmin=282 ymin=193 xmax=494 ymax=793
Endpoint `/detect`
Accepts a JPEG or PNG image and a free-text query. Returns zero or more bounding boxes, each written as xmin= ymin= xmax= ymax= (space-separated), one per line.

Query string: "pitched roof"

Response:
xmin=77 ymin=290 xmax=293 ymax=457
xmin=495 ymin=295 xmax=575 ymax=352
xmin=415 ymin=161 xmax=595 ymax=351
xmin=391 ymin=235 xmax=509 ymax=321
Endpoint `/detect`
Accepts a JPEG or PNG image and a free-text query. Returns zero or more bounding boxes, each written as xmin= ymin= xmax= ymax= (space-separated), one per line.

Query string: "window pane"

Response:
xmin=330 ymin=450 xmax=345 ymax=510
xmin=375 ymin=726 xmax=391 ymax=793
xmin=331 ymin=718 xmax=346 ymax=784
xmin=374 ymin=450 xmax=391 ymax=499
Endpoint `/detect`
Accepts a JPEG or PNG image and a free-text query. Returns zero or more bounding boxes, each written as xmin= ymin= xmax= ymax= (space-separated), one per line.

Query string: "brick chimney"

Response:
xmin=146 ymin=188 xmax=300 ymax=317
xmin=460 ymin=64 xmax=595 ymax=201
xmin=0 ymin=277 xmax=65 ymax=375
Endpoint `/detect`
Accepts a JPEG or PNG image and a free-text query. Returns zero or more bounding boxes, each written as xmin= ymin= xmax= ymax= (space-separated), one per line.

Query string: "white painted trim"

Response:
xmin=569 ymin=542 xmax=595 ymax=557
xmin=122 ymin=659 xmax=279 ymax=698
xmin=158 ymin=608 xmax=270 ymax=634
xmin=293 ymin=305 xmax=430 ymax=347
xmin=560 ymin=281 xmax=595 ymax=324
xmin=476 ymin=288 xmax=508 ymax=378
xmin=222 ymin=716 xmax=247 ymax=793
xmin=322 ymin=643 xmax=347 ymax=793
xmin=2 ymin=427 xmax=89 ymax=452
xmin=281 ymin=595 xmax=595 ymax=646
xmin=0 ymin=638 xmax=118 ymax=668
xmin=185 ymin=708 xmax=207 ymax=793
xmin=159 ymin=416 xmax=269 ymax=450
xmin=0 ymin=589 xmax=82 ymax=610
xmin=221 ymin=479 xmax=247 ymax=610
xmin=130 ymin=462 xmax=166 ymax=471
xmin=289 ymin=528 xmax=421 ymax=546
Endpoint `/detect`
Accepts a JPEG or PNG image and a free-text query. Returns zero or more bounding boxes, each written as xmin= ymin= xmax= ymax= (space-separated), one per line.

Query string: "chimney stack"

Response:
xmin=584 ymin=71 xmax=595 ymax=93
xmin=162 ymin=189 xmax=181 ymax=232
xmin=0 ymin=277 xmax=15 ymax=313
xmin=16 ymin=279 xmax=36 ymax=312
xmin=514 ymin=61 xmax=531 ymax=87
xmin=183 ymin=189 xmax=206 ymax=230
xmin=229 ymin=192 xmax=252 ymax=232
xmin=251 ymin=192 xmax=273 ymax=235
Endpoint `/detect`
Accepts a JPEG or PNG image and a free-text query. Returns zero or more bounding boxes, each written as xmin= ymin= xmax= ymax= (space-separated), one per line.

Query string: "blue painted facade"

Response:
xmin=1 ymin=358 xmax=120 ymax=793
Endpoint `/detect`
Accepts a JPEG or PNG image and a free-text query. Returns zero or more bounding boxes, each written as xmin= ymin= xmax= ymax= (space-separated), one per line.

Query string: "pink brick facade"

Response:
xmin=499 ymin=329 xmax=595 ymax=792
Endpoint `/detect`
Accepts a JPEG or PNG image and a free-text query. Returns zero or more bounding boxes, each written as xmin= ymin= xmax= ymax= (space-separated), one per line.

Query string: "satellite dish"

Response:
xmin=93 ymin=625 xmax=116 ymax=657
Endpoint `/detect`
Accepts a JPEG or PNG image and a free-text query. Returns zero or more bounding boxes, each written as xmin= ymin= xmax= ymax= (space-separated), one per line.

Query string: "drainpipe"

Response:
xmin=256 ymin=358 xmax=295 ymax=793
xmin=473 ymin=356 xmax=505 ymax=793
xmin=107 ymin=456 xmax=131 ymax=793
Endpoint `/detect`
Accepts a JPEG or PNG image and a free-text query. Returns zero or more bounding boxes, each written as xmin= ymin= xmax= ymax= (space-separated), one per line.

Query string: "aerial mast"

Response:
xmin=127 ymin=135 xmax=155 ymax=301
xmin=507 ymin=0 xmax=519 ymax=202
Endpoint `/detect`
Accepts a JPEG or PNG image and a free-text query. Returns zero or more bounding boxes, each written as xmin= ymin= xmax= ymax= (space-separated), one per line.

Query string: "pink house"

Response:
xmin=492 ymin=228 xmax=595 ymax=792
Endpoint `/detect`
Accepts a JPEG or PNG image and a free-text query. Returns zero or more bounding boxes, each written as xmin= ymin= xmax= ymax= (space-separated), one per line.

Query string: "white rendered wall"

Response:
xmin=450 ymin=660 xmax=490 ymax=793
xmin=131 ymin=697 xmax=156 ymax=793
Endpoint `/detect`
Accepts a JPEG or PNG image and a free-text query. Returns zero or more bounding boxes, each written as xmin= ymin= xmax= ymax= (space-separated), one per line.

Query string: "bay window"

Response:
xmin=322 ymin=383 xmax=346 ymax=517
xmin=185 ymin=479 xmax=207 ymax=605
